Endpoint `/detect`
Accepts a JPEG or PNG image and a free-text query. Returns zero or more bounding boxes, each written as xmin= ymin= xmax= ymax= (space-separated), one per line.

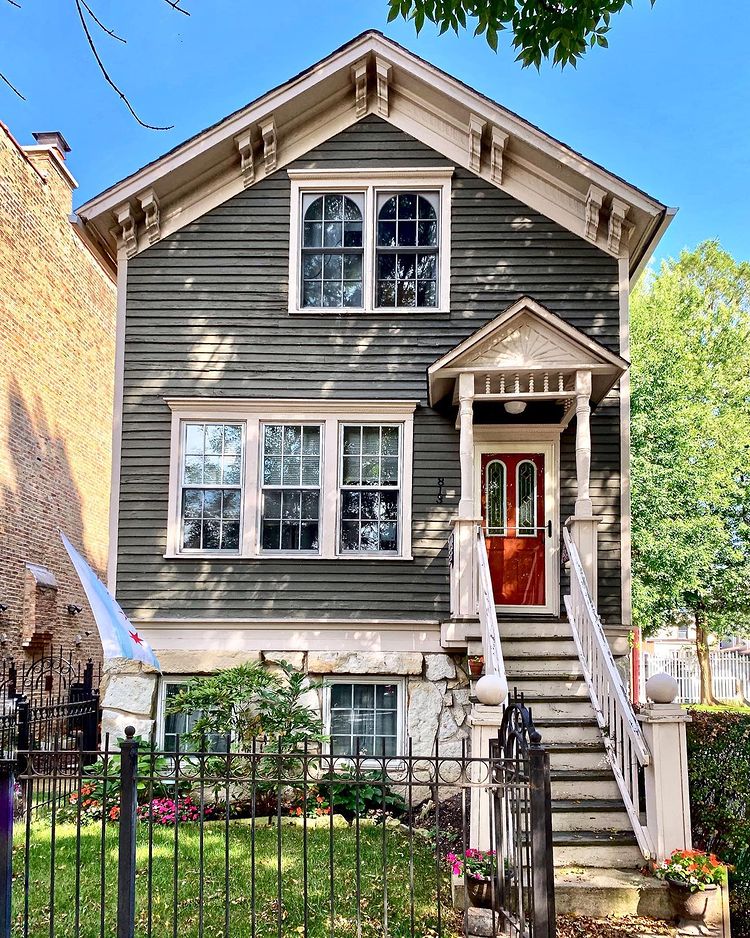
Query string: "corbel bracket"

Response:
xmin=260 ymin=117 xmax=277 ymax=175
xmin=375 ymin=57 xmax=391 ymax=118
xmin=608 ymin=197 xmax=630 ymax=255
xmin=113 ymin=202 xmax=138 ymax=258
xmin=490 ymin=126 xmax=509 ymax=184
xmin=468 ymin=114 xmax=485 ymax=174
xmin=352 ymin=59 xmax=368 ymax=117
xmin=235 ymin=130 xmax=255 ymax=187
xmin=584 ymin=185 xmax=606 ymax=243
xmin=138 ymin=189 xmax=160 ymax=245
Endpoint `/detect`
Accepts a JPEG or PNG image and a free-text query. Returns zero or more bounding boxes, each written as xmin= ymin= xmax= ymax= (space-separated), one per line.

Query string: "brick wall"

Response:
xmin=0 ymin=125 xmax=116 ymax=675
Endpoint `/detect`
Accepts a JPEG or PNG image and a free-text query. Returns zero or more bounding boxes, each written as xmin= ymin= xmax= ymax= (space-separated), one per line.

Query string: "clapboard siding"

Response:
xmin=117 ymin=115 xmax=622 ymax=622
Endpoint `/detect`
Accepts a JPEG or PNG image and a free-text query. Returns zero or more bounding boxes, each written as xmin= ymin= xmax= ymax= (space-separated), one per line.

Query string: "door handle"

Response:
xmin=547 ymin=520 xmax=552 ymax=538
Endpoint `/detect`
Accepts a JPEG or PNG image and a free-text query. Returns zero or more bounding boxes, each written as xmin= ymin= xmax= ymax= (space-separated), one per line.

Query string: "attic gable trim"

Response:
xmin=428 ymin=296 xmax=629 ymax=378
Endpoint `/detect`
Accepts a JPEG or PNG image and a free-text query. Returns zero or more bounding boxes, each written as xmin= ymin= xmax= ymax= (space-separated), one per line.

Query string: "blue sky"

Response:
xmin=2 ymin=0 xmax=747 ymax=267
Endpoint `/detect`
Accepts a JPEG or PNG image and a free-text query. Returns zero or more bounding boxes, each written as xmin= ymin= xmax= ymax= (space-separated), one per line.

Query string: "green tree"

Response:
xmin=390 ymin=0 xmax=656 ymax=66
xmin=631 ymin=241 xmax=750 ymax=704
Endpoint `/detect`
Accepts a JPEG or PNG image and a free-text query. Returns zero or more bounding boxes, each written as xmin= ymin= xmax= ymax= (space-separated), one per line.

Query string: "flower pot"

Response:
xmin=667 ymin=882 xmax=717 ymax=921
xmin=468 ymin=658 xmax=484 ymax=677
xmin=466 ymin=874 xmax=494 ymax=908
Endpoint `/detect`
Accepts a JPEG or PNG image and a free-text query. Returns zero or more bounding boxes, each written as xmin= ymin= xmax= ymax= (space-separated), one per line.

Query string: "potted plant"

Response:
xmin=447 ymin=848 xmax=502 ymax=908
xmin=468 ymin=655 xmax=484 ymax=677
xmin=654 ymin=849 xmax=727 ymax=921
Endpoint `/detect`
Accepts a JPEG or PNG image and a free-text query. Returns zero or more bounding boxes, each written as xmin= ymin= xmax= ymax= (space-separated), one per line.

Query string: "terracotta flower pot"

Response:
xmin=667 ymin=882 xmax=717 ymax=921
xmin=468 ymin=658 xmax=484 ymax=677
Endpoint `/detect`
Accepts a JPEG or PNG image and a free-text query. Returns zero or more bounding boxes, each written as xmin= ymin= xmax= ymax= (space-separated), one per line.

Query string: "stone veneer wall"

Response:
xmin=101 ymin=650 xmax=471 ymax=756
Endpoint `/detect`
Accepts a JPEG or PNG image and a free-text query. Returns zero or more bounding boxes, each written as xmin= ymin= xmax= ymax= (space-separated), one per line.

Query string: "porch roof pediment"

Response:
xmin=428 ymin=296 xmax=628 ymax=407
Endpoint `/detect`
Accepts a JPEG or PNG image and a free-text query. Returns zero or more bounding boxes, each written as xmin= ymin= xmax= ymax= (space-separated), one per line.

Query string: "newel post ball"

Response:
xmin=475 ymin=673 xmax=508 ymax=706
xmin=645 ymin=672 xmax=679 ymax=704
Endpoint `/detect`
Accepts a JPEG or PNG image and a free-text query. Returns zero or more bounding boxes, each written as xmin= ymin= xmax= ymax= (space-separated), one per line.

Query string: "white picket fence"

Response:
xmin=643 ymin=651 xmax=750 ymax=703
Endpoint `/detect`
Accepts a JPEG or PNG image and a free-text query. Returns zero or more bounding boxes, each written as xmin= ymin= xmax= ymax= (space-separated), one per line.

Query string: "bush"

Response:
xmin=686 ymin=707 xmax=750 ymax=935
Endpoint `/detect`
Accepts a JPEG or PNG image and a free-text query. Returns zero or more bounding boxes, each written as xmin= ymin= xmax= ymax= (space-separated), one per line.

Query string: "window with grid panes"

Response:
xmin=328 ymin=682 xmax=400 ymax=757
xmin=261 ymin=424 xmax=321 ymax=551
xmin=181 ymin=423 xmax=243 ymax=552
xmin=375 ymin=192 xmax=439 ymax=308
xmin=339 ymin=425 xmax=400 ymax=553
xmin=301 ymin=193 xmax=364 ymax=308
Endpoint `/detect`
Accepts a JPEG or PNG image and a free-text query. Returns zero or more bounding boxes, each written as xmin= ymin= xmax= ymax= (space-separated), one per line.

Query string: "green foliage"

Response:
xmin=166 ymin=661 xmax=325 ymax=753
xmin=318 ymin=766 xmax=407 ymax=818
xmin=387 ymin=0 xmax=656 ymax=67
xmin=686 ymin=708 xmax=750 ymax=934
xmin=631 ymin=241 xmax=750 ymax=641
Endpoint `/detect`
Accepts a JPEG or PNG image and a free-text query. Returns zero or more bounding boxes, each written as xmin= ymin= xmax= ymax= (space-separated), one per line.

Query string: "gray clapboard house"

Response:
xmin=78 ymin=32 xmax=692 ymax=874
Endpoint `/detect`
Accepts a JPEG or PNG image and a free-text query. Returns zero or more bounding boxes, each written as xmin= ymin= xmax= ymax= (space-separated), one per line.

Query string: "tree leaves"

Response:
xmin=390 ymin=0 xmax=654 ymax=68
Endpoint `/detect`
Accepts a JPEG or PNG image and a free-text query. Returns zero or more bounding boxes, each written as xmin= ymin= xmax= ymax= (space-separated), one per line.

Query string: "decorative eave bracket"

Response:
xmin=608 ymin=197 xmax=630 ymax=255
xmin=112 ymin=202 xmax=138 ymax=259
xmin=375 ymin=57 xmax=391 ymax=117
xmin=468 ymin=114 xmax=485 ymax=174
xmin=260 ymin=116 xmax=277 ymax=174
xmin=490 ymin=126 xmax=509 ymax=184
xmin=584 ymin=184 xmax=605 ymax=243
xmin=138 ymin=189 xmax=160 ymax=245
xmin=352 ymin=59 xmax=368 ymax=117
xmin=235 ymin=130 xmax=255 ymax=187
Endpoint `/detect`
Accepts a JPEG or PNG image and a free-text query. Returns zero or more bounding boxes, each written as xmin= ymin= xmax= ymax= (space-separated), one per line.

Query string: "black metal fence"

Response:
xmin=0 ymin=698 xmax=555 ymax=938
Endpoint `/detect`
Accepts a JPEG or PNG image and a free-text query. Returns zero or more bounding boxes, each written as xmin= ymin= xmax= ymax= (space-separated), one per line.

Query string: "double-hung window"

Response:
xmin=260 ymin=423 xmax=322 ymax=552
xmin=180 ymin=422 xmax=243 ymax=552
xmin=289 ymin=170 xmax=452 ymax=314
xmin=340 ymin=425 xmax=400 ymax=553
xmin=327 ymin=680 xmax=401 ymax=758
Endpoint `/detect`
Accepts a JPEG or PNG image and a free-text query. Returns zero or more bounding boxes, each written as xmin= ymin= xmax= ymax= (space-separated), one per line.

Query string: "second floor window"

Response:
xmin=180 ymin=423 xmax=243 ymax=552
xmin=376 ymin=193 xmax=439 ymax=308
xmin=301 ymin=193 xmax=363 ymax=309
xmin=340 ymin=425 xmax=400 ymax=553
xmin=261 ymin=423 xmax=321 ymax=551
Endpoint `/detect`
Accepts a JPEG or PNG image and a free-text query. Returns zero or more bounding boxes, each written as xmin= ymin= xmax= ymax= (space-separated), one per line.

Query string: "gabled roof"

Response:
xmin=428 ymin=296 xmax=628 ymax=406
xmin=77 ymin=30 xmax=674 ymax=278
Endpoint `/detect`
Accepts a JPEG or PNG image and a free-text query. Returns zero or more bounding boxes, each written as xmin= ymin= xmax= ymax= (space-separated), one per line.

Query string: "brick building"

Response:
xmin=0 ymin=124 xmax=116 ymax=674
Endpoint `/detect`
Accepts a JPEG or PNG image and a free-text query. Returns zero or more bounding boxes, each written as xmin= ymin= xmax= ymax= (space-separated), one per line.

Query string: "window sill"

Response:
xmin=288 ymin=308 xmax=450 ymax=320
xmin=163 ymin=552 xmax=414 ymax=562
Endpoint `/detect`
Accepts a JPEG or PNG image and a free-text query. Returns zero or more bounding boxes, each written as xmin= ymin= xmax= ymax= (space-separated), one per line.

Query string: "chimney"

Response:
xmin=32 ymin=131 xmax=71 ymax=158
xmin=23 ymin=130 xmax=77 ymax=213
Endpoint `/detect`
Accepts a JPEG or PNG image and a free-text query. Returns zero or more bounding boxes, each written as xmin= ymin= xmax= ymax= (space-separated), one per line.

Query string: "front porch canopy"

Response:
xmin=429 ymin=296 xmax=628 ymax=613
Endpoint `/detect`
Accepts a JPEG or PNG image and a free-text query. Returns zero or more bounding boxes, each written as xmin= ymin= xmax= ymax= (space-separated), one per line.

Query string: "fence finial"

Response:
xmin=124 ymin=725 xmax=135 ymax=739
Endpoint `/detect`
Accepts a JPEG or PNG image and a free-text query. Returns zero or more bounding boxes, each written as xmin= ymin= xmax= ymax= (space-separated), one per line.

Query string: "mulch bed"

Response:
xmin=557 ymin=915 xmax=676 ymax=937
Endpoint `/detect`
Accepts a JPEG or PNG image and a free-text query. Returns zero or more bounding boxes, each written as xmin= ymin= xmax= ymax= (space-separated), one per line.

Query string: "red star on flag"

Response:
xmin=129 ymin=630 xmax=144 ymax=646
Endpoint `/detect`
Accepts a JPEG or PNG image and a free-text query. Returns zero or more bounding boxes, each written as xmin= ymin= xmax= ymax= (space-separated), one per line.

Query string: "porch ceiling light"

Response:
xmin=503 ymin=400 xmax=527 ymax=415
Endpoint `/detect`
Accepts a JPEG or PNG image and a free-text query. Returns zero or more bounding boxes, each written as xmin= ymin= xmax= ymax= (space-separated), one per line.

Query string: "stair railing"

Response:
xmin=476 ymin=526 xmax=507 ymax=683
xmin=562 ymin=526 xmax=655 ymax=860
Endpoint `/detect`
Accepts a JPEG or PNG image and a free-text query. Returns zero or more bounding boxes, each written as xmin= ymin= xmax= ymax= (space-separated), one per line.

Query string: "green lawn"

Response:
xmin=16 ymin=819 xmax=461 ymax=938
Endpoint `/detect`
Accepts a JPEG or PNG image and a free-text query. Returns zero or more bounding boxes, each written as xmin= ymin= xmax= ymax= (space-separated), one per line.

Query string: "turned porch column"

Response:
xmin=450 ymin=373 xmax=481 ymax=622
xmin=566 ymin=369 xmax=600 ymax=602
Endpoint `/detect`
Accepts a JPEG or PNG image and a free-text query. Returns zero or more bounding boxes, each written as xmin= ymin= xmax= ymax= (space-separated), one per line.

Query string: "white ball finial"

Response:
xmin=645 ymin=672 xmax=679 ymax=704
xmin=475 ymin=673 xmax=509 ymax=706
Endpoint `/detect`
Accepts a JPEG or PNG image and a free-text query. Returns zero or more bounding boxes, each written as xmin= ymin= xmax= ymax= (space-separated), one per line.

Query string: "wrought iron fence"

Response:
xmin=0 ymin=713 xmax=555 ymax=938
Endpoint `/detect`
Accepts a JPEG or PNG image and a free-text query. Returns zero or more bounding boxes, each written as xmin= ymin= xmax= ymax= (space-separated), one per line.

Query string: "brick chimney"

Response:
xmin=23 ymin=130 xmax=77 ymax=214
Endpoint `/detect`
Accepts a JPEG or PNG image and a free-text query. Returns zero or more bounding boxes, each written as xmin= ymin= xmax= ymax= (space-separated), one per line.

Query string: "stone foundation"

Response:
xmin=101 ymin=649 xmax=471 ymax=756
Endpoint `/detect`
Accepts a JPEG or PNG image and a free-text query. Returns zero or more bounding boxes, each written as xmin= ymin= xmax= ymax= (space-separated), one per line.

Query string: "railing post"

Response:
xmin=15 ymin=696 xmax=29 ymax=778
xmin=117 ymin=726 xmax=139 ymax=938
xmin=0 ymin=761 xmax=14 ymax=938
xmin=82 ymin=691 xmax=100 ymax=766
xmin=529 ymin=737 xmax=555 ymax=938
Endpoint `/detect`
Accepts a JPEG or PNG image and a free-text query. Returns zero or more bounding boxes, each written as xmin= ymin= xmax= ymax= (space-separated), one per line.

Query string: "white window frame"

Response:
xmin=288 ymin=168 xmax=453 ymax=316
xmin=165 ymin=399 xmax=416 ymax=560
xmin=322 ymin=676 xmax=406 ymax=761
xmin=157 ymin=676 xmax=196 ymax=750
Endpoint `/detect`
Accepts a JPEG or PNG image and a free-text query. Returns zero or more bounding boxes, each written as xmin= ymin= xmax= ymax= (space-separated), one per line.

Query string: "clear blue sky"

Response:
xmin=2 ymin=0 xmax=748 ymax=266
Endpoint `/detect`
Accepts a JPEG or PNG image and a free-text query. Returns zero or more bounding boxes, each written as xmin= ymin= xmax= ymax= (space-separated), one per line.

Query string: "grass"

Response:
xmin=686 ymin=703 xmax=750 ymax=714
xmin=16 ymin=818 xmax=461 ymax=938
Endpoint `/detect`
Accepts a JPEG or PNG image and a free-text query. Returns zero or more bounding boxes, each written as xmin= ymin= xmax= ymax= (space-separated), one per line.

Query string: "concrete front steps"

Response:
xmin=496 ymin=618 xmax=644 ymax=871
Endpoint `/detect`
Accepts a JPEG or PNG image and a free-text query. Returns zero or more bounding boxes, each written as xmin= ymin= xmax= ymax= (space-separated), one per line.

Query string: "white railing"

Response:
xmin=476 ymin=526 xmax=507 ymax=683
xmin=562 ymin=526 xmax=655 ymax=860
xmin=644 ymin=651 xmax=750 ymax=703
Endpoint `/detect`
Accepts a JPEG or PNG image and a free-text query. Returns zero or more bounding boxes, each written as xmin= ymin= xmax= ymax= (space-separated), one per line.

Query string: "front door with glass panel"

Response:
xmin=481 ymin=452 xmax=549 ymax=609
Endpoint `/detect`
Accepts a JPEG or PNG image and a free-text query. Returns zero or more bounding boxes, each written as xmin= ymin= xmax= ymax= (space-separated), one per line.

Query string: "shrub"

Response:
xmin=687 ymin=707 xmax=750 ymax=934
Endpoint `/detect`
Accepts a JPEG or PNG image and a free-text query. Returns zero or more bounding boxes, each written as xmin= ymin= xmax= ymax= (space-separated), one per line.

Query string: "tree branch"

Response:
xmin=162 ymin=0 xmax=190 ymax=15
xmin=0 ymin=70 xmax=24 ymax=98
xmin=73 ymin=0 xmax=173 ymax=130
xmin=79 ymin=0 xmax=126 ymax=42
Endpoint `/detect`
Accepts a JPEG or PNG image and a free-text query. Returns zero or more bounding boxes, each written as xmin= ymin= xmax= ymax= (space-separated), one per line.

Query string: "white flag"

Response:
xmin=61 ymin=532 xmax=161 ymax=671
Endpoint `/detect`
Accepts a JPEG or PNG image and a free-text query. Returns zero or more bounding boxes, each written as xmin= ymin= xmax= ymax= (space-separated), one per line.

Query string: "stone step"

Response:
xmin=550 ymin=769 xmax=622 ymax=802
xmin=498 ymin=619 xmax=572 ymax=639
xmin=554 ymin=868 xmax=671 ymax=918
xmin=551 ymin=799 xmax=630 ymax=832
xmin=550 ymin=831 xmax=643 ymax=869
xmin=503 ymin=655 xmax=583 ymax=676
xmin=532 ymin=717 xmax=602 ymax=746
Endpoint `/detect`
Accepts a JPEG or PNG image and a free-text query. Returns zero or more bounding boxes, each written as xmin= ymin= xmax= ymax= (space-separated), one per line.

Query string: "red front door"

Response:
xmin=481 ymin=452 xmax=546 ymax=607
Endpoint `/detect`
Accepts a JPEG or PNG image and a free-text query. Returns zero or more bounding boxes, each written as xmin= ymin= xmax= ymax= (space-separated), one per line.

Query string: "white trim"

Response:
xmin=321 ymin=676 xmax=406 ymax=760
xmin=164 ymin=400 xmax=416 ymax=560
xmin=473 ymin=438 xmax=560 ymax=616
xmin=288 ymin=169 xmax=453 ymax=315
xmin=156 ymin=675 xmax=189 ymax=749
xmin=618 ymin=255 xmax=633 ymax=629
xmin=107 ymin=255 xmax=127 ymax=592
